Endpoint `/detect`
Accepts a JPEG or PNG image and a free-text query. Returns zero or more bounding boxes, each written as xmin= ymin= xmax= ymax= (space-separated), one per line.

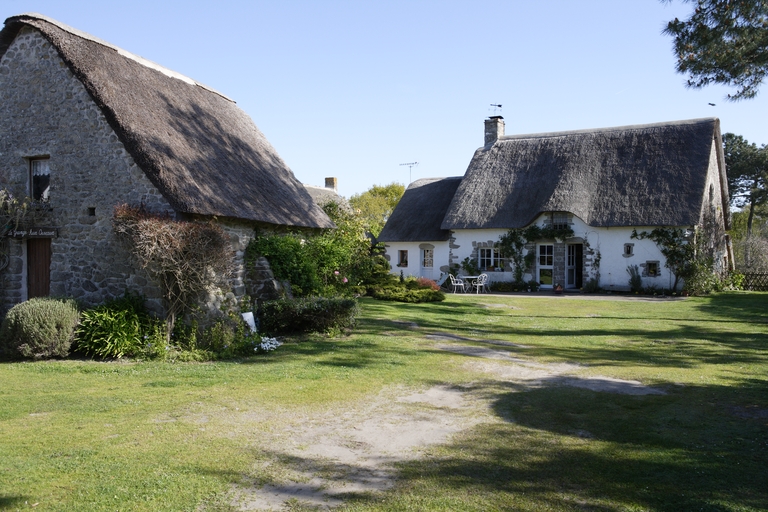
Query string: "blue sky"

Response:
xmin=3 ymin=1 xmax=766 ymax=198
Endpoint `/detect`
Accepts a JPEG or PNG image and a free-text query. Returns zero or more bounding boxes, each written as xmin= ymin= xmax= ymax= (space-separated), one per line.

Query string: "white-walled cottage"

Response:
xmin=379 ymin=117 xmax=731 ymax=291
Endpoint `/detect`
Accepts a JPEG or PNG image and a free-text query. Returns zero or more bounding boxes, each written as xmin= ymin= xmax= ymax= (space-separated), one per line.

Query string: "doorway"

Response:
xmin=27 ymin=238 xmax=51 ymax=298
xmin=537 ymin=244 xmax=554 ymax=288
xmin=566 ymin=244 xmax=583 ymax=289
xmin=421 ymin=248 xmax=434 ymax=279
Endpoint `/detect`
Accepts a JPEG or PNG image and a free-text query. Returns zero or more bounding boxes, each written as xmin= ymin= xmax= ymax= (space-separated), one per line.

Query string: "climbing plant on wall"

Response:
xmin=112 ymin=204 xmax=233 ymax=341
xmin=498 ymin=224 xmax=576 ymax=284
xmin=0 ymin=190 xmax=44 ymax=271
xmin=631 ymin=227 xmax=722 ymax=294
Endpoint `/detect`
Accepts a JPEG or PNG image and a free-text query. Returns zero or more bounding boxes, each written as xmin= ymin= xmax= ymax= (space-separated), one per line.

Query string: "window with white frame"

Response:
xmin=478 ymin=247 xmax=500 ymax=270
xmin=552 ymin=212 xmax=569 ymax=230
xmin=30 ymin=158 xmax=50 ymax=202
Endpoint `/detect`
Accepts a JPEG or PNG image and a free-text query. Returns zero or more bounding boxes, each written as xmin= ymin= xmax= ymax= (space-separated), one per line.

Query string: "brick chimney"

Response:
xmin=484 ymin=116 xmax=505 ymax=146
xmin=325 ymin=177 xmax=338 ymax=191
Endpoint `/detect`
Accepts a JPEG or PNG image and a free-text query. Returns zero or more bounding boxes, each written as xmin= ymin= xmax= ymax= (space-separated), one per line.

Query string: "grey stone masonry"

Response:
xmin=0 ymin=27 xmax=286 ymax=318
xmin=0 ymin=28 xmax=173 ymax=313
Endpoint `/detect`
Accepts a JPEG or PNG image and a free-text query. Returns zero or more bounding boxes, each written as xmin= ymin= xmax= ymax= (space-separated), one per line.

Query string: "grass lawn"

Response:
xmin=1 ymin=292 xmax=767 ymax=511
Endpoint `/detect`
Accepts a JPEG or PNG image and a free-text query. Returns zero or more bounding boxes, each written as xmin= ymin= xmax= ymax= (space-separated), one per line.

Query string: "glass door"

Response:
xmin=421 ymin=248 xmax=434 ymax=279
xmin=537 ymin=244 xmax=554 ymax=288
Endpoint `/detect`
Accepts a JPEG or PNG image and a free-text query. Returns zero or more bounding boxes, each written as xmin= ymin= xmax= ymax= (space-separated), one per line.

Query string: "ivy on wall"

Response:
xmin=497 ymin=224 xmax=576 ymax=284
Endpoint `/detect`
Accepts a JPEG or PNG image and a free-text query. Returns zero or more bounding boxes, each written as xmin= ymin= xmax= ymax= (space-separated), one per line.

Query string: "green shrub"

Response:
xmin=721 ymin=271 xmax=745 ymax=290
xmin=371 ymin=286 xmax=446 ymax=303
xmin=259 ymin=297 xmax=360 ymax=336
xmin=75 ymin=295 xmax=150 ymax=359
xmin=528 ymin=279 xmax=541 ymax=292
xmin=0 ymin=297 xmax=80 ymax=360
xmin=682 ymin=257 xmax=722 ymax=295
xmin=197 ymin=317 xmax=257 ymax=357
xmin=246 ymin=233 xmax=320 ymax=296
xmin=490 ymin=281 xmax=528 ymax=292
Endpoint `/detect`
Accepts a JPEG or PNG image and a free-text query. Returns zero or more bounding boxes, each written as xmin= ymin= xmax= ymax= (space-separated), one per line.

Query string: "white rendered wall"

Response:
xmin=452 ymin=218 xmax=676 ymax=291
xmin=384 ymin=216 xmax=689 ymax=291
xmin=382 ymin=240 xmax=450 ymax=280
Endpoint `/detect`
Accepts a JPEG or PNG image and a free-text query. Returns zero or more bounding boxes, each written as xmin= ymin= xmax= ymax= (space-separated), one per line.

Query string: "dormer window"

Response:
xmin=552 ymin=212 xmax=569 ymax=230
xmin=30 ymin=158 xmax=50 ymax=202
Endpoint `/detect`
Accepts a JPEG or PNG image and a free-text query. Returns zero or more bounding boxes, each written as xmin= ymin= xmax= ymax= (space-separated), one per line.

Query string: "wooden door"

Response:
xmin=27 ymin=238 xmax=51 ymax=298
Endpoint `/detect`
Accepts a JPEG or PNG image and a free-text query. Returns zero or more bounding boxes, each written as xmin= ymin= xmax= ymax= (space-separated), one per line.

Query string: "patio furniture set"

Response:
xmin=448 ymin=273 xmax=489 ymax=294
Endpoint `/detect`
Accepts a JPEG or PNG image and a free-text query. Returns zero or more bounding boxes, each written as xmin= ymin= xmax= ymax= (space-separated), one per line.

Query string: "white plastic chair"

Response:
xmin=448 ymin=274 xmax=466 ymax=293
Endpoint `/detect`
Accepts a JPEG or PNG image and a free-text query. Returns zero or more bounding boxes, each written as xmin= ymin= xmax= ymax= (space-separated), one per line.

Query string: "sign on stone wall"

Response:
xmin=5 ymin=227 xmax=58 ymax=238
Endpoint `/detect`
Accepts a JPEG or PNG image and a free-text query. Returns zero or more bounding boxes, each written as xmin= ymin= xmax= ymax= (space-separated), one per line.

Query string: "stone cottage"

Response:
xmin=0 ymin=13 xmax=334 ymax=314
xmin=379 ymin=117 xmax=732 ymax=291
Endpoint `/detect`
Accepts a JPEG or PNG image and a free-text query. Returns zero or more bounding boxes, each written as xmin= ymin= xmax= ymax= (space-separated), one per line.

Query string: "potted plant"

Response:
xmin=553 ymin=283 xmax=564 ymax=294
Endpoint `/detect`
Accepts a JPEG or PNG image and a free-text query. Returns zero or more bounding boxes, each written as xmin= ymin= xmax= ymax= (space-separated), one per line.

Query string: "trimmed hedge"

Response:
xmin=258 ymin=297 xmax=360 ymax=336
xmin=0 ymin=297 xmax=80 ymax=360
xmin=371 ymin=286 xmax=445 ymax=303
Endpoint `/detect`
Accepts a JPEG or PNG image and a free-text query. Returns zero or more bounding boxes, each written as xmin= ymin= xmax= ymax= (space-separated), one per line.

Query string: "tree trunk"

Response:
xmin=166 ymin=310 xmax=176 ymax=344
xmin=745 ymin=197 xmax=755 ymax=268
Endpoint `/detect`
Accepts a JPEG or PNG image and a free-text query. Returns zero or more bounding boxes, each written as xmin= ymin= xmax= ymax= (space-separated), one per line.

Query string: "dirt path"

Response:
xmin=228 ymin=331 xmax=664 ymax=510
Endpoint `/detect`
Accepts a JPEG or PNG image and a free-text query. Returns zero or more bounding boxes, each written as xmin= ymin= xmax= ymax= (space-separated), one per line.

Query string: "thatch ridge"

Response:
xmin=378 ymin=177 xmax=463 ymax=242
xmin=442 ymin=118 xmax=721 ymax=230
xmin=0 ymin=14 xmax=334 ymax=229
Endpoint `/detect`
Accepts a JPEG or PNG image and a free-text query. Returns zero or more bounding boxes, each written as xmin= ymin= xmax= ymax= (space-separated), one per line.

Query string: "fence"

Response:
xmin=742 ymin=272 xmax=768 ymax=291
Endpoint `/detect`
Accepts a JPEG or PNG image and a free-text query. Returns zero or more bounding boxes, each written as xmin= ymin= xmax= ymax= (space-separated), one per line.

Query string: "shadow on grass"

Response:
xmin=364 ymin=380 xmax=767 ymax=511
xmin=354 ymin=294 xmax=768 ymax=372
xmin=695 ymin=292 xmax=768 ymax=324
xmin=193 ymin=378 xmax=768 ymax=511
xmin=0 ymin=496 xmax=28 ymax=509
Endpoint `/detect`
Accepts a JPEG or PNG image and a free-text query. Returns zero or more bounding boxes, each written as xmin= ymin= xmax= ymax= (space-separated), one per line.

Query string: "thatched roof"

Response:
xmin=304 ymin=185 xmax=351 ymax=210
xmin=378 ymin=177 xmax=463 ymax=242
xmin=442 ymin=118 xmax=727 ymax=230
xmin=0 ymin=13 xmax=334 ymax=229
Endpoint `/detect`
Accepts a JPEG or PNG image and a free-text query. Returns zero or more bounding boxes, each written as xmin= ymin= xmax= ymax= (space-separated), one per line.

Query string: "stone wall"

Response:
xmin=0 ymin=28 xmax=172 ymax=313
xmin=0 ymin=27 xmax=302 ymax=320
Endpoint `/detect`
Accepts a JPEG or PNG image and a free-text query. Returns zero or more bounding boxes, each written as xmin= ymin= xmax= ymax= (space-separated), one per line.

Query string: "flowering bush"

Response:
xmin=256 ymin=337 xmax=282 ymax=353
xmin=415 ymin=277 xmax=440 ymax=290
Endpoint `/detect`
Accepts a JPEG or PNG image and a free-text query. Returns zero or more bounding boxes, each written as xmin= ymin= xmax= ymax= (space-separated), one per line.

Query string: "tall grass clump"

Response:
xmin=0 ymin=297 xmax=80 ymax=360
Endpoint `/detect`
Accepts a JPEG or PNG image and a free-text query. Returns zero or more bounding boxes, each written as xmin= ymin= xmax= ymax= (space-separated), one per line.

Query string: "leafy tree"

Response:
xmin=730 ymin=208 xmax=768 ymax=269
xmin=349 ymin=182 xmax=405 ymax=237
xmin=631 ymin=227 xmax=722 ymax=293
xmin=247 ymin=201 xmax=391 ymax=297
xmin=304 ymin=201 xmax=374 ymax=290
xmin=723 ymin=132 xmax=768 ymax=267
xmin=663 ymin=0 xmax=768 ymax=100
